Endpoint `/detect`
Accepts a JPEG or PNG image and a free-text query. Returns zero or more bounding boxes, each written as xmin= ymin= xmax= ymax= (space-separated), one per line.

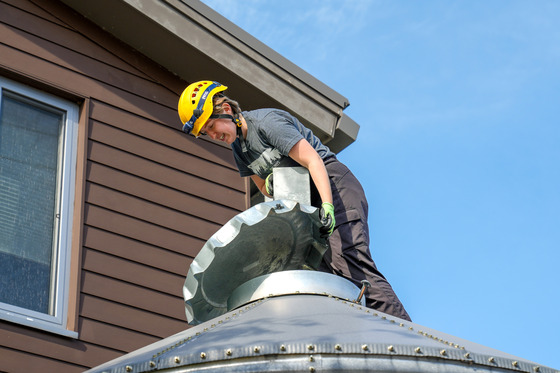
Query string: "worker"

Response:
xmin=178 ymin=81 xmax=411 ymax=321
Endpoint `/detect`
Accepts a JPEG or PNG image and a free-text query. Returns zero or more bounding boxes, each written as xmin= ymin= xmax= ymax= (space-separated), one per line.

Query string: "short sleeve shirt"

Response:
xmin=231 ymin=109 xmax=334 ymax=178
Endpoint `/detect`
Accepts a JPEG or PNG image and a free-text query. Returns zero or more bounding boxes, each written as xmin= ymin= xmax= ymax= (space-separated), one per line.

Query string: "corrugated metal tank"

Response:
xmin=85 ymin=200 xmax=557 ymax=373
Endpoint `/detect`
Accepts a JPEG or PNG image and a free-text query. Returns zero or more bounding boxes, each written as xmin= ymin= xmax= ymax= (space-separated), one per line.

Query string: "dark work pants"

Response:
xmin=313 ymin=157 xmax=411 ymax=321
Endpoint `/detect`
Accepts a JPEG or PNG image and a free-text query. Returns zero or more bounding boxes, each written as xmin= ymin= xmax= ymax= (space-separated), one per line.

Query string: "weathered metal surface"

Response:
xmin=84 ymin=276 xmax=557 ymax=373
xmin=272 ymin=167 xmax=311 ymax=205
xmin=183 ymin=200 xmax=327 ymax=325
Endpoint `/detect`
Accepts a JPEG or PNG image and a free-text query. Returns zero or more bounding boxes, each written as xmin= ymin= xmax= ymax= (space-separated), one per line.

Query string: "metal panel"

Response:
xmin=85 ymin=292 xmax=555 ymax=373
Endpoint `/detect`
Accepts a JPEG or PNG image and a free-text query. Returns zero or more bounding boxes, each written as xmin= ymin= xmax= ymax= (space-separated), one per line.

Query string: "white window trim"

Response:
xmin=0 ymin=77 xmax=79 ymax=338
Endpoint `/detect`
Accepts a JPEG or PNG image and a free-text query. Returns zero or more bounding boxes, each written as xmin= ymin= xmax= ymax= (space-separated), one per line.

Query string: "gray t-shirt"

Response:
xmin=232 ymin=108 xmax=334 ymax=178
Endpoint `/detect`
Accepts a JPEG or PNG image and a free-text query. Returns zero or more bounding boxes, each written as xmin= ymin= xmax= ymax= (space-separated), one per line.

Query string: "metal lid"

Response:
xmin=183 ymin=200 xmax=328 ymax=325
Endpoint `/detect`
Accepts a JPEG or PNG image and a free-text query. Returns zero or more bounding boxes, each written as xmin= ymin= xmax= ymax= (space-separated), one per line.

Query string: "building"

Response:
xmin=0 ymin=0 xmax=358 ymax=371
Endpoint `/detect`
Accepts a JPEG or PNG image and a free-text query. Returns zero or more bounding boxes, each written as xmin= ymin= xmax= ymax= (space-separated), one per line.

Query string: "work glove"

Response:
xmin=265 ymin=173 xmax=274 ymax=196
xmin=319 ymin=202 xmax=335 ymax=237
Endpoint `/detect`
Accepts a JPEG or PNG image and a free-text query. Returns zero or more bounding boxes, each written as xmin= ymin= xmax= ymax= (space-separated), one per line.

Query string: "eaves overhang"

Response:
xmin=59 ymin=0 xmax=360 ymax=152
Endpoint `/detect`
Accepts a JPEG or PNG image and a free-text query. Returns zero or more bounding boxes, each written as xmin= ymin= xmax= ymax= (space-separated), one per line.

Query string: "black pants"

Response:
xmin=313 ymin=157 xmax=411 ymax=321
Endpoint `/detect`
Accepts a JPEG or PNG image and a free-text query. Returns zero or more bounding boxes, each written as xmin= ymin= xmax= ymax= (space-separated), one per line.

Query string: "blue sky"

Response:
xmin=200 ymin=0 xmax=560 ymax=369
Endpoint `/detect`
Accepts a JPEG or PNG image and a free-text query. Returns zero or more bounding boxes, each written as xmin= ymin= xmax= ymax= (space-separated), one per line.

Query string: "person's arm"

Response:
xmin=250 ymin=174 xmax=272 ymax=198
xmin=288 ymin=139 xmax=333 ymax=205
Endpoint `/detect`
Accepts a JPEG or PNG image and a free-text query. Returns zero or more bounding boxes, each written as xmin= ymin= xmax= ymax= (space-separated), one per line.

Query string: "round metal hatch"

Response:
xmin=183 ymin=200 xmax=328 ymax=325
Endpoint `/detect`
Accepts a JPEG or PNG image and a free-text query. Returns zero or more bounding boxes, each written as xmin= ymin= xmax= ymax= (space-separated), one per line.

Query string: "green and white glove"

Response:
xmin=265 ymin=173 xmax=274 ymax=196
xmin=319 ymin=202 xmax=335 ymax=237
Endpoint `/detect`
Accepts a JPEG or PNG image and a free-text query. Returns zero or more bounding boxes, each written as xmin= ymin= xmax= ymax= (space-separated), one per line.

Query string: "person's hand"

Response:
xmin=319 ymin=202 xmax=335 ymax=237
xmin=265 ymin=173 xmax=274 ymax=196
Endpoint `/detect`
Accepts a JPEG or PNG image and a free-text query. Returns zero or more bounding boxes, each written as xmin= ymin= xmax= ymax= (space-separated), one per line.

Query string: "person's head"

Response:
xmin=177 ymin=81 xmax=242 ymax=143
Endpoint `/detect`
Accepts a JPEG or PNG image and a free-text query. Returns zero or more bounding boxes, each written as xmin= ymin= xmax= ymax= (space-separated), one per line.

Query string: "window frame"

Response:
xmin=0 ymin=76 xmax=79 ymax=338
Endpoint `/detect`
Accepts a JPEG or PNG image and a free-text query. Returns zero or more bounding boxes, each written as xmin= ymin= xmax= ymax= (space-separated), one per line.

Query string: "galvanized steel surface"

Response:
xmin=183 ymin=200 xmax=328 ymax=325
xmin=85 ymin=289 xmax=556 ymax=373
xmin=227 ymin=270 xmax=364 ymax=311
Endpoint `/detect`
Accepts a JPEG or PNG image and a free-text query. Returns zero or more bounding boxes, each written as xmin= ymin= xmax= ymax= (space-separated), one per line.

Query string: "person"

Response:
xmin=178 ymin=80 xmax=411 ymax=321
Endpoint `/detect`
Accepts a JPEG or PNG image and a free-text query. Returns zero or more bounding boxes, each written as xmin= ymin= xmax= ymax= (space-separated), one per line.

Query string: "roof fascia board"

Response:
xmin=59 ymin=0 xmax=359 ymax=146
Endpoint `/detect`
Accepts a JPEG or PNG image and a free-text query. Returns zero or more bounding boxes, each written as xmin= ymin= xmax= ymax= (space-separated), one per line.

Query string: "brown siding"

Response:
xmin=0 ymin=0 xmax=246 ymax=370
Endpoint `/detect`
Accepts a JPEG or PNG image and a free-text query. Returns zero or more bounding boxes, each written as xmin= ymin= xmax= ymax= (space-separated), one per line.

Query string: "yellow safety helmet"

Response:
xmin=178 ymin=81 xmax=228 ymax=137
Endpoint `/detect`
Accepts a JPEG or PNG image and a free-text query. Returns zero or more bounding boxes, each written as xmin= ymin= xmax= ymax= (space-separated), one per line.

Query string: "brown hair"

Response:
xmin=212 ymin=94 xmax=242 ymax=116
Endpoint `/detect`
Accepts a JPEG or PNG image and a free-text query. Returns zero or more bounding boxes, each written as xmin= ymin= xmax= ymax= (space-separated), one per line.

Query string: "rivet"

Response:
xmin=464 ymin=353 xmax=471 ymax=359
xmin=382 ymin=316 xmax=387 ymax=320
xmin=409 ymin=327 xmax=414 ymax=331
xmin=309 ymin=368 xmax=316 ymax=373
xmin=307 ymin=344 xmax=314 ymax=351
xmin=513 ymin=361 xmax=519 ymax=368
xmin=174 ymin=357 xmax=180 ymax=364
xmin=200 ymin=352 xmax=206 ymax=359
xmin=388 ymin=345 xmax=395 ymax=352
xmin=335 ymin=344 xmax=342 ymax=351
xmin=226 ymin=349 xmax=232 ymax=356
xmin=362 ymin=344 xmax=369 ymax=351
xmin=149 ymin=361 xmax=156 ymax=368
xmin=203 ymin=328 xmax=208 ymax=332
xmin=533 ymin=366 xmax=540 ymax=372
xmin=280 ymin=345 xmax=286 ymax=351
xmin=440 ymin=349 xmax=447 ymax=356
xmin=125 ymin=366 xmax=132 ymax=372
xmin=488 ymin=357 xmax=495 ymax=364
xmin=309 ymin=356 xmax=315 ymax=362
xmin=399 ymin=323 xmax=404 ymax=327
xmin=415 ymin=347 xmax=422 ymax=354
xmin=254 ymin=346 xmax=260 ymax=353
xmin=211 ymin=324 xmax=216 ymax=328
xmin=390 ymin=319 xmax=396 ymax=323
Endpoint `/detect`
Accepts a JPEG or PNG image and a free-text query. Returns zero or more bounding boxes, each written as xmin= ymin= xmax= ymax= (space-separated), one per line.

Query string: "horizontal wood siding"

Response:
xmin=0 ymin=0 xmax=247 ymax=370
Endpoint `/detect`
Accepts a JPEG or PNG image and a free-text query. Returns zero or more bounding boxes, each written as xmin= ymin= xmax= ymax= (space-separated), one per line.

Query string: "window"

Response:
xmin=0 ymin=77 xmax=78 ymax=337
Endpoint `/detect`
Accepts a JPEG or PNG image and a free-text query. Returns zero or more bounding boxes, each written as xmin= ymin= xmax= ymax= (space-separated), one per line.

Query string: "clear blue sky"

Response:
xmin=200 ymin=0 xmax=560 ymax=369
